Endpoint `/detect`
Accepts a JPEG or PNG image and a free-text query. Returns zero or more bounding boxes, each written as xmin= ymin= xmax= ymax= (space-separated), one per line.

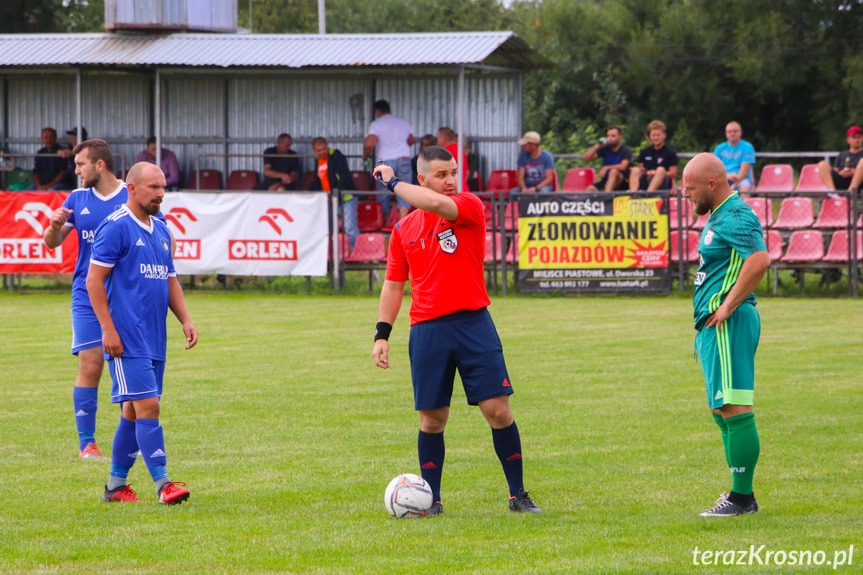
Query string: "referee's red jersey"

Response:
xmin=386 ymin=192 xmax=490 ymax=325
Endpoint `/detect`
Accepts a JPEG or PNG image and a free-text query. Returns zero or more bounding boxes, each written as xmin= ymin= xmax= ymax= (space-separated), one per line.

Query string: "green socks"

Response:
xmin=711 ymin=413 xmax=731 ymax=467
xmin=723 ymin=412 xmax=760 ymax=496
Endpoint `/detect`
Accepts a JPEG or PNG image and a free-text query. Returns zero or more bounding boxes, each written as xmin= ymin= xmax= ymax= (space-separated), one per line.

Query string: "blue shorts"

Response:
xmin=108 ymin=356 xmax=165 ymax=404
xmin=71 ymin=305 xmax=102 ymax=355
xmin=408 ymin=308 xmax=513 ymax=410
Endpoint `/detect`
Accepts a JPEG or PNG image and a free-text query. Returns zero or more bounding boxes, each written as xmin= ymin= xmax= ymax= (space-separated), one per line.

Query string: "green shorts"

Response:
xmin=695 ymin=303 xmax=760 ymax=409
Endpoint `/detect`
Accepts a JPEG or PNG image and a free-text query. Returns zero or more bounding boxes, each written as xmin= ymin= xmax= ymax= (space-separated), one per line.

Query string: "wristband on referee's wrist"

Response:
xmin=384 ymin=177 xmax=400 ymax=193
xmin=375 ymin=322 xmax=392 ymax=341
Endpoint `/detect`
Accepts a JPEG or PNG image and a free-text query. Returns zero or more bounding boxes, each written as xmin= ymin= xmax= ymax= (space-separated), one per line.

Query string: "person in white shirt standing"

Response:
xmin=363 ymin=100 xmax=415 ymax=221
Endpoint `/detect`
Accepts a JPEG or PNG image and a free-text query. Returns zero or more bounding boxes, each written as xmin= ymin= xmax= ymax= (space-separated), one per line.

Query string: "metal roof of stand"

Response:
xmin=0 ymin=31 xmax=543 ymax=70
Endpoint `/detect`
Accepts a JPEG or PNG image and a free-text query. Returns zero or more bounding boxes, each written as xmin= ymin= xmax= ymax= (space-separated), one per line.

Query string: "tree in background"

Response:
xmin=10 ymin=0 xmax=863 ymax=155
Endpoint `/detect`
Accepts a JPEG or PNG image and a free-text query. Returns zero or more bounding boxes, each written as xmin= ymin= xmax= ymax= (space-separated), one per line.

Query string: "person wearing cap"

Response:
xmin=59 ymin=127 xmax=89 ymax=188
xmin=137 ymin=137 xmax=182 ymax=190
xmin=714 ymin=122 xmax=755 ymax=193
xmin=817 ymin=126 xmax=863 ymax=192
xmin=511 ymin=131 xmax=556 ymax=195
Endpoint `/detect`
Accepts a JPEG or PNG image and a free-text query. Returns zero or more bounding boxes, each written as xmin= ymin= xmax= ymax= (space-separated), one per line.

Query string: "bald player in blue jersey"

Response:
xmin=44 ymin=139 xmax=127 ymax=459
xmin=87 ymin=162 xmax=197 ymax=504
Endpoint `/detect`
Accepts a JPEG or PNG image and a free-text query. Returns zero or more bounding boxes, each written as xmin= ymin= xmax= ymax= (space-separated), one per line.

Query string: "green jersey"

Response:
xmin=693 ymin=193 xmax=766 ymax=330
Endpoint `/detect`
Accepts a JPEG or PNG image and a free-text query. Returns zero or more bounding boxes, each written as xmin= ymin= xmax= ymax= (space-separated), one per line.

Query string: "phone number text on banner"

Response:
xmin=517 ymin=193 xmax=671 ymax=292
xmin=160 ymin=191 xmax=329 ymax=276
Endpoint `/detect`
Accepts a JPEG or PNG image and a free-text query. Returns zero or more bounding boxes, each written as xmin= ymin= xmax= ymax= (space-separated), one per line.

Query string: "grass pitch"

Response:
xmin=1 ymin=292 xmax=861 ymax=574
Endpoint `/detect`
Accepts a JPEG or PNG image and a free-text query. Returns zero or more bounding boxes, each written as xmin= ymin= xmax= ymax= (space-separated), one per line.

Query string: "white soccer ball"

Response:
xmin=384 ymin=473 xmax=433 ymax=518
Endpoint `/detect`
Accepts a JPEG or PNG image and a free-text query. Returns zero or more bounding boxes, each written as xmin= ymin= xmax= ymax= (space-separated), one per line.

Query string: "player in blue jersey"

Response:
xmin=682 ymin=153 xmax=770 ymax=517
xmin=87 ymin=162 xmax=198 ymax=504
xmin=43 ymin=139 xmax=127 ymax=459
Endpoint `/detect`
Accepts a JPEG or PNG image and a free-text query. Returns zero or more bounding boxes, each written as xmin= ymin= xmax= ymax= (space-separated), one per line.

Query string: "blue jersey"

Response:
xmin=62 ymin=183 xmax=127 ymax=308
xmin=713 ymin=140 xmax=756 ymax=176
xmin=90 ymin=205 xmax=176 ymax=361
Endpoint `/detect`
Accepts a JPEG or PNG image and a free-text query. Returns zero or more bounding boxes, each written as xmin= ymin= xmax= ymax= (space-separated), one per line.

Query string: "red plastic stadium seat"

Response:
xmin=823 ymin=230 xmax=863 ymax=261
xmin=487 ymin=170 xmax=517 ymax=200
xmin=780 ymin=230 xmax=824 ymax=262
xmin=744 ymin=198 xmax=775 ymax=228
xmin=668 ymin=197 xmax=694 ymax=229
xmin=773 ymin=197 xmax=814 ymax=229
xmin=506 ymin=233 xmax=520 ymax=263
xmin=551 ymin=170 xmax=559 ymax=191
xmin=562 ymin=168 xmax=596 ymax=192
xmin=357 ymin=202 xmax=384 ymax=232
xmin=189 ymin=170 xmax=222 ymax=190
xmin=795 ymin=163 xmax=829 ymax=192
xmin=226 ymin=170 xmax=259 ymax=190
xmin=814 ymin=197 xmax=850 ymax=229
xmin=756 ymin=164 xmax=794 ymax=192
xmin=500 ymin=202 xmax=519 ymax=231
xmin=301 ymin=172 xmax=315 ymax=191
xmin=351 ymin=170 xmax=373 ymax=192
xmin=347 ymin=233 xmax=387 ymax=262
xmin=484 ymin=232 xmax=504 ymax=262
xmin=763 ymin=230 xmax=783 ymax=261
xmin=691 ymin=212 xmax=710 ymax=230
xmin=381 ymin=207 xmax=400 ymax=233
xmin=670 ymin=230 xmax=700 ymax=262
xmin=483 ymin=201 xmax=494 ymax=229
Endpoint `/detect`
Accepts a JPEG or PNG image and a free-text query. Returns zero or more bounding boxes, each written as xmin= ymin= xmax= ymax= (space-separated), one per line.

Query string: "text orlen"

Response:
xmin=228 ymin=240 xmax=297 ymax=261
xmin=0 ymin=239 xmax=61 ymax=264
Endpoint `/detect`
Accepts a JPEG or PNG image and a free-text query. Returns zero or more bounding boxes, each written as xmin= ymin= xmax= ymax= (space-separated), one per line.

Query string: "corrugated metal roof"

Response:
xmin=0 ymin=32 xmax=541 ymax=69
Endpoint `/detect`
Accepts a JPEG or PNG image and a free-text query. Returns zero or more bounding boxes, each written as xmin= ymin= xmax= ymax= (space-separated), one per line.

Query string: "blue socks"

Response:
xmin=73 ymin=387 xmax=98 ymax=450
xmin=108 ymin=415 xmax=138 ymax=490
xmin=136 ymin=418 xmax=169 ymax=483
xmin=491 ymin=422 xmax=524 ymax=497
xmin=418 ymin=430 xmax=445 ymax=503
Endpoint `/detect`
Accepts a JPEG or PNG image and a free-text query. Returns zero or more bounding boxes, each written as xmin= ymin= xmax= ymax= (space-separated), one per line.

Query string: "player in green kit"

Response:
xmin=682 ymin=154 xmax=770 ymax=517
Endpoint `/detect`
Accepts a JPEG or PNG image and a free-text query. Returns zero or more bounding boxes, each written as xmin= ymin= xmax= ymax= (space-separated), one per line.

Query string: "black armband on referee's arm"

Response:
xmin=383 ymin=177 xmax=400 ymax=193
xmin=375 ymin=322 xmax=393 ymax=341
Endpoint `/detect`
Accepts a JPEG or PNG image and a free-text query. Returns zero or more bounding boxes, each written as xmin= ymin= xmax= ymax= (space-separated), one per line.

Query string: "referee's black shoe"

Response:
xmin=509 ymin=489 xmax=541 ymax=513
xmin=425 ymin=501 xmax=443 ymax=517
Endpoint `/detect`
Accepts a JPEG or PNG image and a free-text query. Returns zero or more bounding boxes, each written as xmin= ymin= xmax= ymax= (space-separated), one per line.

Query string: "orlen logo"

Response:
xmin=229 ymin=207 xmax=296 ymax=261
xmin=164 ymin=207 xmax=201 ymax=260
xmin=0 ymin=202 xmax=61 ymax=264
xmin=15 ymin=202 xmax=54 ymax=235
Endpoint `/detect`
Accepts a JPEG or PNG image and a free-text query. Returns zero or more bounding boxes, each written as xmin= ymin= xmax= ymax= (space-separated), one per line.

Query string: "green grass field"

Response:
xmin=1 ymin=292 xmax=861 ymax=574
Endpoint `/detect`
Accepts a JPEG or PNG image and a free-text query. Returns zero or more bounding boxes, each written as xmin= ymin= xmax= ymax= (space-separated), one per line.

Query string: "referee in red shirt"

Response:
xmin=372 ymin=146 xmax=540 ymax=516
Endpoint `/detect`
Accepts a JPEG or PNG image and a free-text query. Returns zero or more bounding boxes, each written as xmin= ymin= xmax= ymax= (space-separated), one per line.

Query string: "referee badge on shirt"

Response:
xmin=436 ymin=228 xmax=458 ymax=254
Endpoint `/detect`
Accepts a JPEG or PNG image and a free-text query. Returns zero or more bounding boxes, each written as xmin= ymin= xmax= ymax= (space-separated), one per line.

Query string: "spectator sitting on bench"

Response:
xmin=582 ymin=126 xmax=631 ymax=191
xmin=818 ymin=125 xmax=863 ymax=193
xmin=260 ymin=133 xmax=300 ymax=191
xmin=309 ymin=137 xmax=359 ymax=253
xmin=137 ymin=137 xmax=181 ymax=190
xmin=629 ymin=120 xmax=678 ymax=192
xmin=510 ymin=131 xmax=555 ymax=195
xmin=28 ymin=128 xmax=69 ymax=191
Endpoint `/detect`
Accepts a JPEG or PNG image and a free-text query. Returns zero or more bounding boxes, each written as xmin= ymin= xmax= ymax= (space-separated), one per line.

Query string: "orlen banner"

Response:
xmin=517 ymin=192 xmax=671 ymax=292
xmin=159 ymin=192 xmax=328 ymax=276
xmin=0 ymin=192 xmax=78 ymax=273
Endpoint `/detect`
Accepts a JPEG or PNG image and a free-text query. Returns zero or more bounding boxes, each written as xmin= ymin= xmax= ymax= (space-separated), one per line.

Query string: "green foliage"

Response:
xmin=15 ymin=0 xmax=863 ymax=153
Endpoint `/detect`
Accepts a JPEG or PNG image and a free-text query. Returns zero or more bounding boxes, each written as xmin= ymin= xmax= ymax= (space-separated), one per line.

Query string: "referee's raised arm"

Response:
xmin=373 ymin=163 xmax=458 ymax=221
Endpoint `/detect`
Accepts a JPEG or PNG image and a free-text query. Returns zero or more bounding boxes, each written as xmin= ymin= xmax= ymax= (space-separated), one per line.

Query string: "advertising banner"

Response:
xmin=517 ymin=192 xmax=671 ymax=292
xmin=160 ymin=192 xmax=329 ymax=276
xmin=0 ymin=191 xmax=77 ymax=273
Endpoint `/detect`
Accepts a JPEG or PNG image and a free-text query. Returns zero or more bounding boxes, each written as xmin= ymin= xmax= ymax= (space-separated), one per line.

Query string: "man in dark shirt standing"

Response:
xmin=817 ymin=126 xmax=863 ymax=192
xmin=28 ymin=127 xmax=69 ymax=191
xmin=260 ymin=133 xmax=301 ymax=191
xmin=629 ymin=120 xmax=679 ymax=191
